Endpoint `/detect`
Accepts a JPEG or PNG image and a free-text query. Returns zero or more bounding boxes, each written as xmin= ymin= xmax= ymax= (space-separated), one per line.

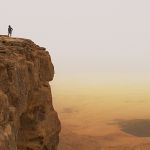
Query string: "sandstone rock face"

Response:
xmin=0 ymin=36 xmax=61 ymax=150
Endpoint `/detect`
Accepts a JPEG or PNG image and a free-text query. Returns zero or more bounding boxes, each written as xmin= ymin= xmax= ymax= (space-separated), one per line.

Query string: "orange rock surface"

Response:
xmin=0 ymin=36 xmax=61 ymax=150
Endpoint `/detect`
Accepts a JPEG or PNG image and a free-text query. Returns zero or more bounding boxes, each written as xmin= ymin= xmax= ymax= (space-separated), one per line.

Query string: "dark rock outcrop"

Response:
xmin=0 ymin=36 xmax=61 ymax=150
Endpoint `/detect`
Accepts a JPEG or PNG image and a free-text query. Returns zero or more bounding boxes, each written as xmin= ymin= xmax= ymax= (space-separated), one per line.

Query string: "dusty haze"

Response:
xmin=1 ymin=0 xmax=150 ymax=149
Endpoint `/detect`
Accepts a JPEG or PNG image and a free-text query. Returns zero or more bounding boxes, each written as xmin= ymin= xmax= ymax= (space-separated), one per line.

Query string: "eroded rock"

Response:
xmin=0 ymin=36 xmax=61 ymax=150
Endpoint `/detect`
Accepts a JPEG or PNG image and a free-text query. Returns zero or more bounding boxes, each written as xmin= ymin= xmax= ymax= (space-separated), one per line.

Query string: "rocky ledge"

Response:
xmin=0 ymin=36 xmax=61 ymax=150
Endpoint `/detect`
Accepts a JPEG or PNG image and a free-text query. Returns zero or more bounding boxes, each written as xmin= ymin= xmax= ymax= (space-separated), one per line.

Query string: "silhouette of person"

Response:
xmin=8 ymin=25 xmax=13 ymax=37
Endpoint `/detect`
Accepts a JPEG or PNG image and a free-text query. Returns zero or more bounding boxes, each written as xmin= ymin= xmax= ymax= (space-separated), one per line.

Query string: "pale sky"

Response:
xmin=1 ymin=0 xmax=150 ymax=87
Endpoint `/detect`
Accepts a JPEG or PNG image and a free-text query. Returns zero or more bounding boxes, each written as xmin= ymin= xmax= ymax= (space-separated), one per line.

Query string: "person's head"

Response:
xmin=8 ymin=25 xmax=11 ymax=28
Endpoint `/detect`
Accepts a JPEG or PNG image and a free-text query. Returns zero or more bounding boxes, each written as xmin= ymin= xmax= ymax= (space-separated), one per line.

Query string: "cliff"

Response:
xmin=0 ymin=36 xmax=61 ymax=150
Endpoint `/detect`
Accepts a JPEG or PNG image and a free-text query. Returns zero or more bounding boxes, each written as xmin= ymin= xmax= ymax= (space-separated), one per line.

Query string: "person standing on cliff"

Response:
xmin=8 ymin=25 xmax=13 ymax=37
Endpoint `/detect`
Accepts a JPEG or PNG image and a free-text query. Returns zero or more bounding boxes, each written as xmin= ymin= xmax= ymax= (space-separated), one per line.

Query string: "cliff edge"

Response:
xmin=0 ymin=36 xmax=61 ymax=150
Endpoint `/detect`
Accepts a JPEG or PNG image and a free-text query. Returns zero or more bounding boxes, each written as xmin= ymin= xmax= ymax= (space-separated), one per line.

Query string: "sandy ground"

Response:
xmin=53 ymin=86 xmax=150 ymax=150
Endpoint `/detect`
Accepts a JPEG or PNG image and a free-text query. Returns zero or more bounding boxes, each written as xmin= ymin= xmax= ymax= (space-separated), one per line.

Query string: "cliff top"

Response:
xmin=0 ymin=35 xmax=35 ymax=44
xmin=0 ymin=35 xmax=46 ymax=52
xmin=0 ymin=35 xmax=54 ymax=81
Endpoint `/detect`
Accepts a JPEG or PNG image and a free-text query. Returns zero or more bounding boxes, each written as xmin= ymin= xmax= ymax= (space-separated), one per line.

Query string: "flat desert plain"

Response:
xmin=53 ymin=84 xmax=150 ymax=150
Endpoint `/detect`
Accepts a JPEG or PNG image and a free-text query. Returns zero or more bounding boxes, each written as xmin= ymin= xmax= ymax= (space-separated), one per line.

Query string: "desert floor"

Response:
xmin=53 ymin=85 xmax=150 ymax=150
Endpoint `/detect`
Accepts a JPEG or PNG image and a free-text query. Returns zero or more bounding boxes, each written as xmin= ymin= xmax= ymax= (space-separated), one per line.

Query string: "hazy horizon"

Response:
xmin=1 ymin=1 xmax=150 ymax=149
xmin=1 ymin=0 xmax=150 ymax=83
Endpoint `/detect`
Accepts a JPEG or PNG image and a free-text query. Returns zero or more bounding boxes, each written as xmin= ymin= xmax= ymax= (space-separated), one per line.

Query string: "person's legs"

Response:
xmin=10 ymin=31 xmax=12 ymax=37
